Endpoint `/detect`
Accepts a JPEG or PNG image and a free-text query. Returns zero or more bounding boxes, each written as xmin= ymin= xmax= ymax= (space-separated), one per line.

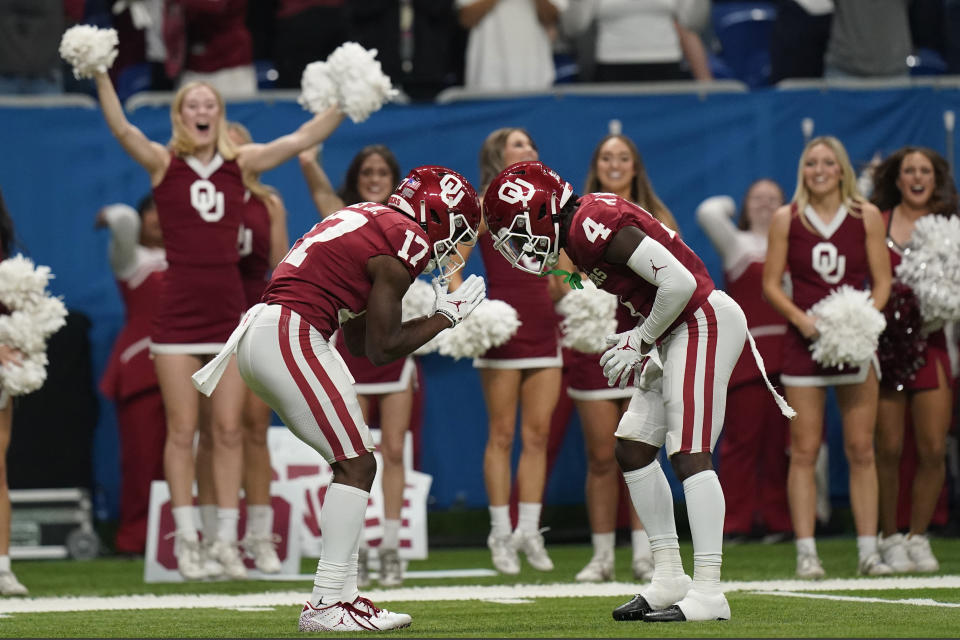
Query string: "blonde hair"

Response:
xmin=169 ymin=82 xmax=238 ymax=161
xmin=585 ymin=134 xmax=678 ymax=232
xmin=479 ymin=127 xmax=537 ymax=193
xmin=791 ymin=136 xmax=863 ymax=213
xmin=225 ymin=120 xmax=272 ymax=199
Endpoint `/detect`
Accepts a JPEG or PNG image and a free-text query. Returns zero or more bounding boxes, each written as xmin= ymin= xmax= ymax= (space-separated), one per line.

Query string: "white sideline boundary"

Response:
xmin=0 ymin=575 xmax=958 ymax=614
xmin=753 ymin=590 xmax=960 ymax=608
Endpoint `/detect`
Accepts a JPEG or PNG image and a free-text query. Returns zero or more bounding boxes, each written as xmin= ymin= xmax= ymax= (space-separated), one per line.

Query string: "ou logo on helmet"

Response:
xmin=439 ymin=174 xmax=465 ymax=207
xmin=497 ymin=178 xmax=535 ymax=207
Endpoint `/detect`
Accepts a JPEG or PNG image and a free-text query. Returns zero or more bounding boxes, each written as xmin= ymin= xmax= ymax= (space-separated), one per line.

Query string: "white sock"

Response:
xmin=489 ymin=505 xmax=511 ymax=537
xmin=382 ymin=518 xmax=401 ymax=550
xmin=199 ymin=504 xmax=218 ymax=542
xmin=857 ymin=535 xmax=878 ymax=561
xmin=517 ymin=502 xmax=542 ymax=533
xmin=172 ymin=506 xmax=198 ymax=539
xmin=339 ymin=525 xmax=364 ymax=604
xmin=311 ymin=483 xmax=369 ymax=606
xmin=796 ymin=537 xmax=817 ymax=557
xmin=632 ymin=528 xmax=652 ymax=561
xmin=246 ymin=504 xmax=273 ymax=539
xmin=623 ymin=460 xmax=684 ymax=579
xmin=217 ymin=508 xmax=239 ymax=544
xmin=0 ymin=555 xmax=10 ymax=572
xmin=592 ymin=532 xmax=615 ymax=557
xmin=683 ymin=470 xmax=724 ymax=595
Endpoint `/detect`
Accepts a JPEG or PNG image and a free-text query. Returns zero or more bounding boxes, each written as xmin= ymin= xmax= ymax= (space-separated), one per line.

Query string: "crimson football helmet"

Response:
xmin=389 ymin=165 xmax=482 ymax=281
xmin=482 ymin=161 xmax=574 ymax=276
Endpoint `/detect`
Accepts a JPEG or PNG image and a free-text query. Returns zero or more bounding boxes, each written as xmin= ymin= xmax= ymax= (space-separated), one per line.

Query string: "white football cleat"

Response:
xmin=298 ymin=598 xmax=411 ymax=632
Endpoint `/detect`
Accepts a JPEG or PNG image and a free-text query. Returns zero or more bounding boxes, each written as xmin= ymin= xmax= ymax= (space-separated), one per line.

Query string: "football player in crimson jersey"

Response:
xmin=193 ymin=166 xmax=485 ymax=632
xmin=484 ymin=161 xmax=794 ymax=623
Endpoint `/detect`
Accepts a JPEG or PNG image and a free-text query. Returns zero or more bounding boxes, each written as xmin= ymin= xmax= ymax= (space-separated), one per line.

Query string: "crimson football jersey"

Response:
xmin=786 ymin=202 xmax=870 ymax=310
xmin=566 ymin=193 xmax=715 ymax=339
xmin=238 ymin=190 xmax=271 ymax=307
xmin=264 ymin=203 xmax=430 ymax=339
xmin=152 ymin=153 xmax=246 ymax=266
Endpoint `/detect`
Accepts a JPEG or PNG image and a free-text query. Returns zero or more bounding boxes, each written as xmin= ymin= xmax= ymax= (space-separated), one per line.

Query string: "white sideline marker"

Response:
xmin=0 ymin=575 xmax=959 ymax=615
xmin=753 ymin=590 xmax=960 ymax=609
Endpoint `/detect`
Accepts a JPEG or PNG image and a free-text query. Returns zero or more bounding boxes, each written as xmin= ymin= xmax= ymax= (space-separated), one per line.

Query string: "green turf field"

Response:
xmin=0 ymin=537 xmax=957 ymax=637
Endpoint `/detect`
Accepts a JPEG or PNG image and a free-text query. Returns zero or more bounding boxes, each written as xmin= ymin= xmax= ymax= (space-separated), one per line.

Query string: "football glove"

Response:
xmin=599 ymin=327 xmax=648 ymax=390
xmin=432 ymin=274 xmax=486 ymax=327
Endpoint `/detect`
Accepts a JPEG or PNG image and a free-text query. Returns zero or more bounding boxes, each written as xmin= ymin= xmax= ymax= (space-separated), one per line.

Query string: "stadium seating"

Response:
xmin=712 ymin=1 xmax=777 ymax=89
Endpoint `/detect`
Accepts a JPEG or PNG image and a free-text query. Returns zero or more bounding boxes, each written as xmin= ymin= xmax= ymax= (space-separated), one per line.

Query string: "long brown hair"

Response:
xmin=338 ymin=145 xmax=401 ymax=206
xmin=585 ymin=134 xmax=678 ymax=232
xmin=479 ymin=127 xmax=538 ymax=193
xmin=870 ymin=146 xmax=958 ymax=216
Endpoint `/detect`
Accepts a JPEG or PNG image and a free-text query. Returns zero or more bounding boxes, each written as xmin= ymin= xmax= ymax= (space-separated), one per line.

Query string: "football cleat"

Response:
xmin=644 ymin=589 xmax=730 ymax=622
xmin=612 ymin=594 xmax=653 ymax=621
xmin=613 ymin=575 xmax=692 ymax=621
xmin=297 ymin=599 xmax=411 ymax=632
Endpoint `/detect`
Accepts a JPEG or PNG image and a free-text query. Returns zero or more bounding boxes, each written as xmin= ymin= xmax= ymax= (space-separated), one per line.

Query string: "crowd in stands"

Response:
xmin=2 ymin=1 xmax=960 ymax=101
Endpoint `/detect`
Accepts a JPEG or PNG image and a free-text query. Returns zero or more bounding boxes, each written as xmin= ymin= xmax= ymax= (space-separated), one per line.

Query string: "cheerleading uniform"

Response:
xmin=565 ymin=305 xmax=636 ymax=401
xmin=881 ymin=210 xmax=952 ymax=392
xmin=781 ymin=202 xmax=877 ymax=386
xmin=238 ymin=190 xmax=271 ymax=308
xmin=696 ymin=196 xmax=790 ymax=535
xmin=473 ymin=232 xmax=562 ymax=369
xmin=97 ymin=204 xmax=168 ymax=553
xmin=332 ymin=331 xmax=416 ymax=395
xmin=150 ymin=153 xmax=247 ymax=355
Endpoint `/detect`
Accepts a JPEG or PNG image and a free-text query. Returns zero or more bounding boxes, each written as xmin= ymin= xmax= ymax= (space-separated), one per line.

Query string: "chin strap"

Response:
xmin=541 ymin=269 xmax=584 ymax=289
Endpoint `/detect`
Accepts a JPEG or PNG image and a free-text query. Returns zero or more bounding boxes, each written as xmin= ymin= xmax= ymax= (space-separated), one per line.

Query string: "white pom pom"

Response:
xmin=437 ymin=300 xmax=521 ymax=360
xmin=0 ymin=352 xmax=49 ymax=397
xmin=895 ymin=214 xmax=960 ymax=326
xmin=59 ymin=24 xmax=119 ymax=79
xmin=0 ymin=255 xmax=52 ymax=310
xmin=298 ymin=42 xmax=398 ymax=123
xmin=555 ymin=281 xmax=618 ymax=353
xmin=402 ymin=279 xmax=435 ymax=322
xmin=809 ymin=285 xmax=886 ymax=369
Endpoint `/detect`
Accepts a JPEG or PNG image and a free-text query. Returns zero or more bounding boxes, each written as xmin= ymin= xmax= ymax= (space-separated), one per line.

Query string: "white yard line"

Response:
xmin=753 ymin=590 xmax=960 ymax=608
xmin=0 ymin=575 xmax=958 ymax=614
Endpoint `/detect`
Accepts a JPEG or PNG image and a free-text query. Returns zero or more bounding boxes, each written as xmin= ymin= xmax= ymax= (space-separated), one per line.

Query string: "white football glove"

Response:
xmin=599 ymin=327 xmax=648 ymax=390
xmin=432 ymin=274 xmax=486 ymax=327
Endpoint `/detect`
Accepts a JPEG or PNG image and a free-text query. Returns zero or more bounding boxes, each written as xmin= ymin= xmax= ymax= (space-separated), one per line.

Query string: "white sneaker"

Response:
xmin=170 ymin=532 xmax=207 ymax=581
xmin=378 ymin=548 xmax=403 ymax=587
xmin=0 ymin=571 xmax=28 ymax=596
xmin=209 ymin=540 xmax=248 ymax=580
xmin=199 ymin=540 xmax=224 ymax=579
xmin=673 ymin=589 xmax=731 ymax=621
xmin=857 ymin=552 xmax=894 ymax=576
xmin=640 ymin=574 xmax=693 ymax=609
xmin=796 ymin=552 xmax=825 ymax=579
xmin=487 ymin=533 xmax=520 ymax=575
xmin=511 ymin=528 xmax=554 ymax=571
xmin=633 ymin=555 xmax=655 ymax=582
xmin=878 ymin=533 xmax=915 ymax=573
xmin=242 ymin=534 xmax=282 ymax=574
xmin=357 ymin=547 xmax=371 ymax=588
xmin=905 ymin=534 xmax=939 ymax=572
xmin=298 ymin=599 xmax=411 ymax=632
xmin=575 ymin=552 xmax=614 ymax=582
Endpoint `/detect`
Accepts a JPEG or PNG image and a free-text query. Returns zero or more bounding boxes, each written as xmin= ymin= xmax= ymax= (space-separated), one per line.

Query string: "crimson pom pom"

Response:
xmin=878 ymin=281 xmax=928 ymax=391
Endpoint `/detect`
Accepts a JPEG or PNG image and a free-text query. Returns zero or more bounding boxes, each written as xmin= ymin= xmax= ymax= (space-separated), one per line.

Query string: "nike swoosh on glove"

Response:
xmin=599 ymin=327 xmax=646 ymax=389
xmin=432 ymin=274 xmax=486 ymax=327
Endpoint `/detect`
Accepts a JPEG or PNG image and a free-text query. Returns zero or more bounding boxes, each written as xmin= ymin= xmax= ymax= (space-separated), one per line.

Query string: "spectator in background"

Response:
xmin=457 ymin=0 xmax=566 ymax=91
xmin=570 ymin=134 xmax=674 ymax=583
xmin=347 ymin=0 xmax=463 ymax=101
xmin=270 ymin=1 xmax=346 ymax=90
xmin=824 ymin=0 xmax=912 ymax=79
xmin=562 ymin=0 xmax=713 ymax=82
xmin=298 ymin=143 xmax=415 ymax=587
xmin=762 ymin=136 xmax=892 ymax=579
xmin=0 ymin=0 xmax=66 ymax=94
xmin=165 ymin=0 xmax=257 ymax=96
xmin=448 ymin=128 xmax=566 ymax=575
xmin=769 ymin=0 xmax=833 ymax=84
xmin=96 ymin=195 xmax=168 ymax=556
xmin=696 ymin=180 xmax=793 ymax=544
xmin=0 ymin=188 xmax=28 ymax=596
xmin=870 ymin=147 xmax=957 ymax=573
